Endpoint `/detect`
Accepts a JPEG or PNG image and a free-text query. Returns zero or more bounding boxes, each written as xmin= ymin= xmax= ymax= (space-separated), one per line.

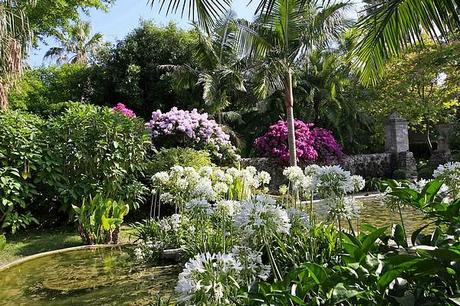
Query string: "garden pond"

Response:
xmin=0 ymin=197 xmax=428 ymax=305
xmin=0 ymin=247 xmax=180 ymax=305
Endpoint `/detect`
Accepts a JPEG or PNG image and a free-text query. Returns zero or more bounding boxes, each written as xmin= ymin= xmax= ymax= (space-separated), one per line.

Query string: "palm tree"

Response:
xmin=239 ymin=0 xmax=350 ymax=166
xmin=44 ymin=20 xmax=104 ymax=65
xmin=0 ymin=0 xmax=35 ymax=110
xmin=164 ymin=10 xmax=246 ymax=117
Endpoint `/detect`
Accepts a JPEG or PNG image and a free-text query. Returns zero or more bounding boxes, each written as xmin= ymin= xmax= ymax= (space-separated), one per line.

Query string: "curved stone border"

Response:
xmin=0 ymin=244 xmax=131 ymax=272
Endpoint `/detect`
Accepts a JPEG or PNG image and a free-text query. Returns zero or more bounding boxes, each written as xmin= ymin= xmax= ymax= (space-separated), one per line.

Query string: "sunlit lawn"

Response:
xmin=0 ymin=226 xmax=136 ymax=267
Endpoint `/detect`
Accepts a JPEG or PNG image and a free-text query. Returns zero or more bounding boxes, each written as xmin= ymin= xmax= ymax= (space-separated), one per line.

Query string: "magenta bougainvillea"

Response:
xmin=111 ymin=103 xmax=136 ymax=118
xmin=254 ymin=120 xmax=343 ymax=164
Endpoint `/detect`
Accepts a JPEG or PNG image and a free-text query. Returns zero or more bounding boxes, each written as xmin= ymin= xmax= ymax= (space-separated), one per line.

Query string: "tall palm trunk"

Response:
xmin=285 ymin=70 xmax=297 ymax=166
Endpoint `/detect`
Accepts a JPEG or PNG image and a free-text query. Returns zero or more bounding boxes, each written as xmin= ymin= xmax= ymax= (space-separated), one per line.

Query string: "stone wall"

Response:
xmin=241 ymin=153 xmax=394 ymax=191
xmin=341 ymin=153 xmax=394 ymax=178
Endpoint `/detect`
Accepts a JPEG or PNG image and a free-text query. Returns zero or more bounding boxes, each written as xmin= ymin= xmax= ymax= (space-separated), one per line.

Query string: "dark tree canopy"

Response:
xmin=99 ymin=22 xmax=202 ymax=118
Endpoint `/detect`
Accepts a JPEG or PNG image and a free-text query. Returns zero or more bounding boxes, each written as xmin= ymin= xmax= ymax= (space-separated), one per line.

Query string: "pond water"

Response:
xmin=0 ymin=247 xmax=180 ymax=306
xmin=314 ymin=196 xmax=428 ymax=233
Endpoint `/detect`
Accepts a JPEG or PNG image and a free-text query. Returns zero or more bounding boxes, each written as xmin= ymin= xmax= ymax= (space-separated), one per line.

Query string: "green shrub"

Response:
xmin=148 ymin=148 xmax=213 ymax=174
xmin=392 ymin=169 xmax=408 ymax=180
xmin=39 ymin=104 xmax=151 ymax=214
xmin=8 ymin=64 xmax=102 ymax=116
xmin=0 ymin=234 xmax=5 ymax=250
xmin=73 ymin=194 xmax=129 ymax=244
xmin=0 ymin=111 xmax=43 ymax=233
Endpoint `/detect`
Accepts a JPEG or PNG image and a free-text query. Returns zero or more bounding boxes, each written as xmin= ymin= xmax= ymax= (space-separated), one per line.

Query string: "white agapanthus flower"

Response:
xmin=213 ymin=168 xmax=226 ymax=182
xmin=213 ymin=182 xmax=229 ymax=195
xmin=232 ymin=246 xmax=271 ymax=285
xmin=192 ymin=178 xmax=216 ymax=201
xmin=283 ymin=166 xmax=305 ymax=182
xmin=176 ymin=178 xmax=189 ymax=190
xmin=433 ymin=162 xmax=460 ymax=196
xmin=186 ymin=199 xmax=213 ymax=215
xmin=159 ymin=192 xmax=174 ymax=203
xmin=226 ymin=167 xmax=241 ymax=178
xmin=234 ymin=195 xmax=291 ymax=239
xmin=351 ymin=175 xmax=366 ymax=193
xmin=312 ymin=165 xmax=356 ymax=197
xmin=242 ymin=167 xmax=259 ymax=188
xmin=283 ymin=166 xmax=312 ymax=192
xmin=433 ymin=161 xmax=460 ymax=180
xmin=287 ymin=208 xmax=310 ymax=227
xmin=175 ymin=252 xmax=243 ymax=304
xmin=152 ymin=171 xmax=170 ymax=185
xmin=304 ymin=164 xmax=321 ymax=177
xmin=257 ymin=171 xmax=271 ymax=186
xmin=170 ymin=214 xmax=181 ymax=231
xmin=215 ymin=200 xmax=240 ymax=217
xmin=409 ymin=179 xmax=430 ymax=193
xmin=199 ymin=166 xmax=214 ymax=178
xmin=326 ymin=197 xmax=362 ymax=220
xmin=170 ymin=165 xmax=184 ymax=176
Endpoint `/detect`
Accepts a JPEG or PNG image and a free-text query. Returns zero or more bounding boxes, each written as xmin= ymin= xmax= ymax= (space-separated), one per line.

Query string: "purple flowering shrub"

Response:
xmin=311 ymin=128 xmax=344 ymax=163
xmin=147 ymin=107 xmax=238 ymax=164
xmin=112 ymin=103 xmax=136 ymax=118
xmin=254 ymin=120 xmax=343 ymax=164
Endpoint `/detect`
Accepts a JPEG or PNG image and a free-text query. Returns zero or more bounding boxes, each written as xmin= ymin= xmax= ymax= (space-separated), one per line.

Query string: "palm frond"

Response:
xmin=147 ymin=0 xmax=232 ymax=33
xmin=353 ymin=0 xmax=460 ymax=85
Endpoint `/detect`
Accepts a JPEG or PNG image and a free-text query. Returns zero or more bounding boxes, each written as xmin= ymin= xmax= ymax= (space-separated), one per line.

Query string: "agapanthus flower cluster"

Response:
xmin=111 ymin=103 xmax=136 ymax=118
xmin=326 ymin=197 xmax=362 ymax=220
xmin=176 ymin=249 xmax=271 ymax=304
xmin=254 ymin=119 xmax=343 ymax=164
xmin=312 ymin=165 xmax=359 ymax=198
xmin=176 ymin=252 xmax=242 ymax=304
xmin=283 ymin=164 xmax=365 ymax=221
xmin=433 ymin=162 xmax=460 ymax=197
xmin=283 ymin=166 xmax=313 ymax=194
xmin=234 ymin=195 xmax=291 ymax=245
xmin=152 ymin=165 xmax=271 ymax=209
xmin=231 ymin=246 xmax=271 ymax=288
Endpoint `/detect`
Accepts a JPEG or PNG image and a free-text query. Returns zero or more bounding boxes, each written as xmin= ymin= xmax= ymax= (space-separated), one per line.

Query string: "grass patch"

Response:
xmin=0 ymin=226 xmax=136 ymax=267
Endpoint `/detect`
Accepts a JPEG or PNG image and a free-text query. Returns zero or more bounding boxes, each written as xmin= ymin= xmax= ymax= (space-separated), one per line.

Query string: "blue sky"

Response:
xmin=28 ymin=0 xmax=363 ymax=66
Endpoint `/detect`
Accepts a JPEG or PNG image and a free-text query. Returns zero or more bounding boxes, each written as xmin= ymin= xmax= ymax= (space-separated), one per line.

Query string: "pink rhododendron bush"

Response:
xmin=147 ymin=107 xmax=239 ymax=164
xmin=254 ymin=120 xmax=343 ymax=164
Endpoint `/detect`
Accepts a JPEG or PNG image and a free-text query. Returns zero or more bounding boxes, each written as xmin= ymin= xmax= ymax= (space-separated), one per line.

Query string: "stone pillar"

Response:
xmin=429 ymin=124 xmax=452 ymax=169
xmin=384 ymin=112 xmax=410 ymax=153
xmin=384 ymin=113 xmax=417 ymax=178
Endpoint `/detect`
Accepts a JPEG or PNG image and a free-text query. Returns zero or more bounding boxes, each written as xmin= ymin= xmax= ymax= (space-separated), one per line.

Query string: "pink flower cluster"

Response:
xmin=147 ymin=107 xmax=231 ymax=149
xmin=111 ymin=103 xmax=136 ymax=118
xmin=254 ymin=119 xmax=343 ymax=164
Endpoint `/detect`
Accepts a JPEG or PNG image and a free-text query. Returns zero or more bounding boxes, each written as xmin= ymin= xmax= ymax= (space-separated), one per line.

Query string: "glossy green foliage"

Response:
xmin=251 ymin=179 xmax=460 ymax=305
xmin=73 ymin=194 xmax=129 ymax=244
xmin=0 ymin=111 xmax=43 ymax=233
xmin=39 ymin=104 xmax=151 ymax=213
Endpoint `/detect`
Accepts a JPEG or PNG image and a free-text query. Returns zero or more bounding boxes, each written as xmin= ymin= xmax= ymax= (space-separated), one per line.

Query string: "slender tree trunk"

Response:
xmin=0 ymin=82 xmax=7 ymax=111
xmin=285 ymin=70 xmax=297 ymax=166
